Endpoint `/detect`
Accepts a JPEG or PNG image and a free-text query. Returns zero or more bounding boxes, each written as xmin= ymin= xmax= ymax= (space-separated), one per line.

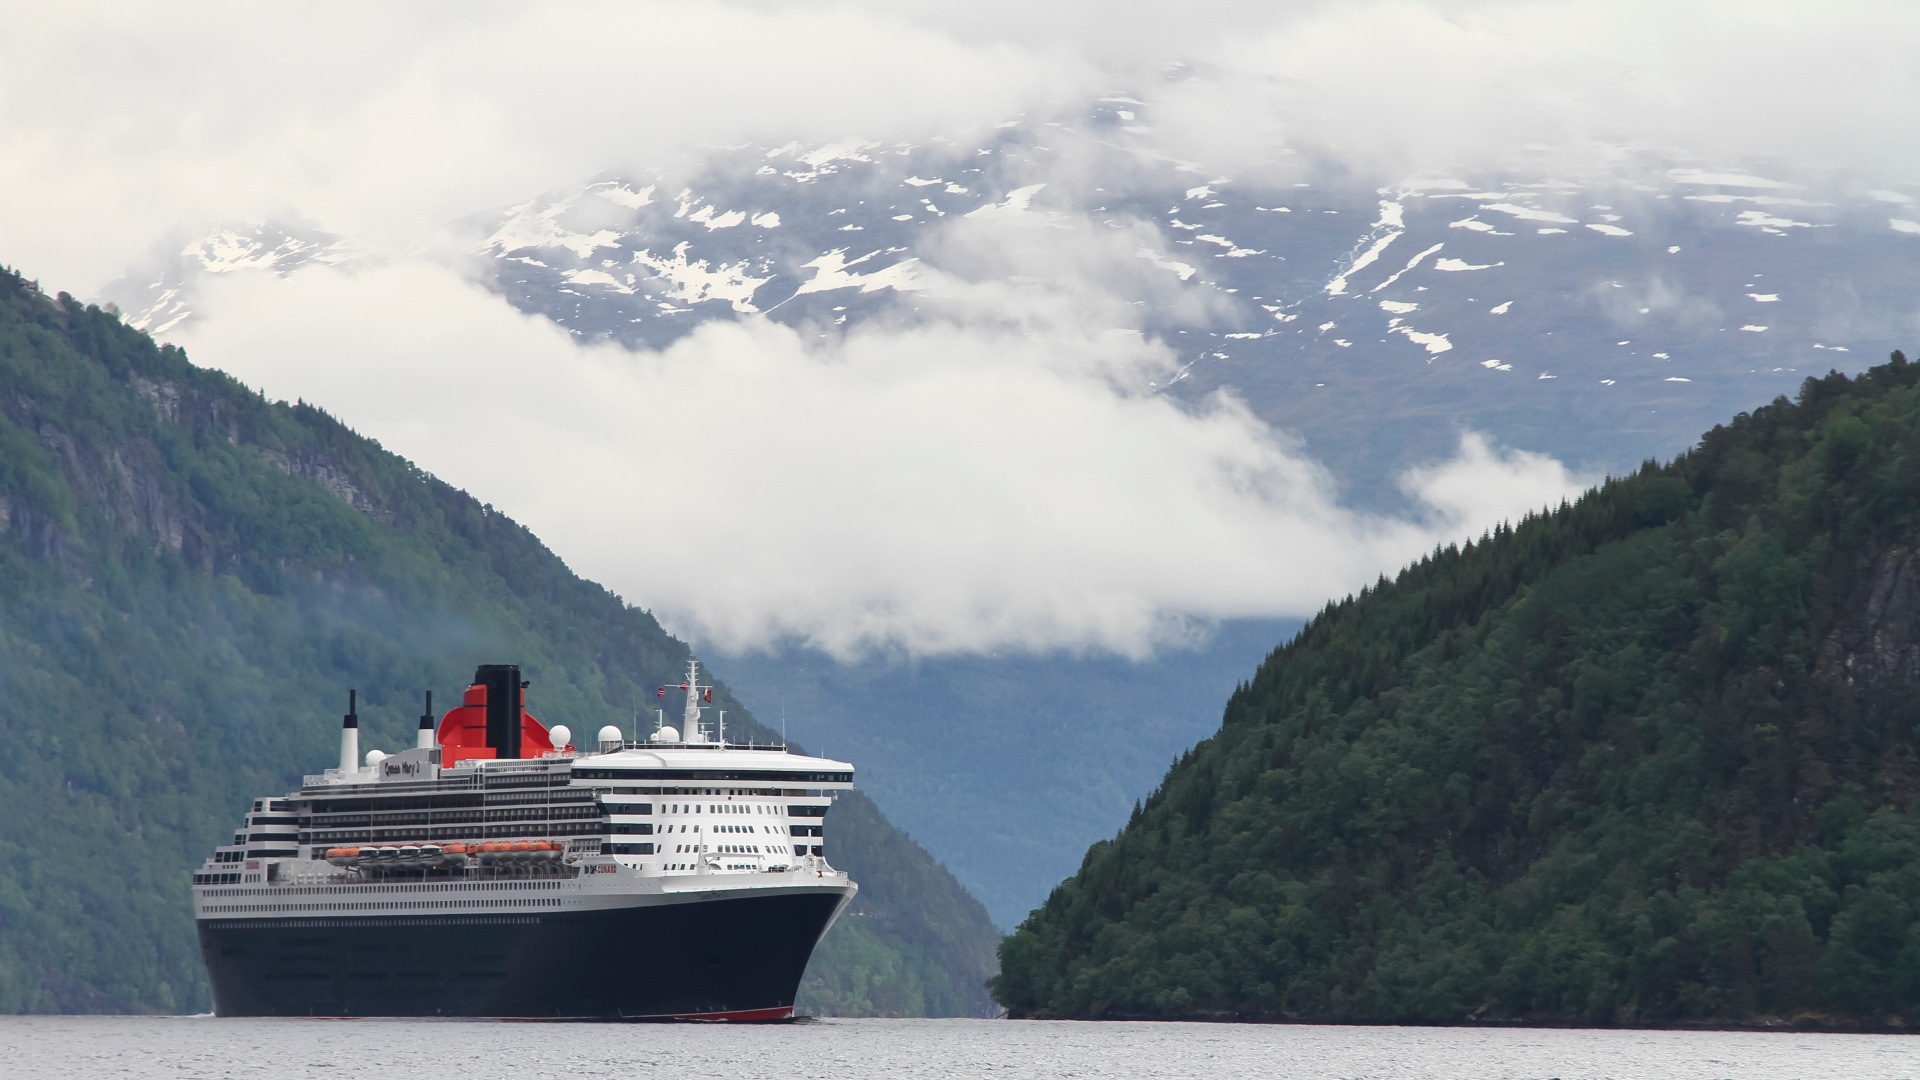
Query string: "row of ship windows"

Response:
xmin=297 ymin=792 xmax=597 ymax=814
xmin=644 ymin=844 xmax=825 ymax=858
xmin=300 ymin=822 xmax=824 ymax=840
xmin=202 ymin=898 xmax=563 ymax=914
xmin=303 ymin=808 xmax=601 ymax=827
xmin=201 ymin=881 xmax=562 ymax=898
xmin=669 ymin=844 xmax=772 ymax=855
xmin=284 ymin=819 xmax=825 ymax=843
xmin=302 ymin=824 xmax=606 ymax=845
xmin=295 ymin=803 xmax=827 ymax=826
xmin=653 ymin=803 xmax=814 ymax=816
xmin=241 ymin=828 xmax=820 ymax=857
xmin=643 ymin=824 xmax=823 ymax=837
xmin=591 ymin=787 xmax=818 ymax=798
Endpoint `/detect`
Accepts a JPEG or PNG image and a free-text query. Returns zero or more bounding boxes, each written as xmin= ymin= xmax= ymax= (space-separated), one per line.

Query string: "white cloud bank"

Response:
xmin=10 ymin=1 xmax=1920 ymax=295
xmin=0 ymin=2 xmax=1083 ymax=294
xmin=175 ymin=253 xmax=1589 ymax=659
xmin=882 ymin=0 xmax=1920 ymax=183
xmin=25 ymin=0 xmax=1899 ymax=657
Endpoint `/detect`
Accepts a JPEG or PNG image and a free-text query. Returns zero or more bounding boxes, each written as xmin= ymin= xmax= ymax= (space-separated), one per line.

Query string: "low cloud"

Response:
xmin=174 ymin=237 xmax=1591 ymax=659
xmin=0 ymin=2 xmax=1084 ymax=293
xmin=878 ymin=0 xmax=1920 ymax=185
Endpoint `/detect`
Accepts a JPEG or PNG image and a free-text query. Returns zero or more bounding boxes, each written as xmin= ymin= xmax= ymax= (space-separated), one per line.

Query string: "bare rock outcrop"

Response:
xmin=1817 ymin=545 xmax=1920 ymax=710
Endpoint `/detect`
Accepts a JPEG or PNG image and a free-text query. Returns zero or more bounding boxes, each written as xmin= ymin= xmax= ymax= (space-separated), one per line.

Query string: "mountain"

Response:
xmin=0 ymin=266 xmax=997 ymax=1016
xmin=96 ymin=114 xmax=1920 ymax=931
xmin=104 ymin=121 xmax=1920 ymax=503
xmin=993 ymin=350 xmax=1920 ymax=1026
xmin=711 ymin=621 xmax=1294 ymax=926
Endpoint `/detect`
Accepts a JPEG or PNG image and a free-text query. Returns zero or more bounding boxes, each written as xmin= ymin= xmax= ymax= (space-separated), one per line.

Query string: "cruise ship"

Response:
xmin=193 ymin=661 xmax=856 ymax=1019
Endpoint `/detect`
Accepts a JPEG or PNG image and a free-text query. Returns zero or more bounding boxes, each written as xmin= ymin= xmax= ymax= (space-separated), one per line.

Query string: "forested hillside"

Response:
xmin=0 ymin=268 xmax=997 ymax=1016
xmin=996 ymin=351 xmax=1920 ymax=1027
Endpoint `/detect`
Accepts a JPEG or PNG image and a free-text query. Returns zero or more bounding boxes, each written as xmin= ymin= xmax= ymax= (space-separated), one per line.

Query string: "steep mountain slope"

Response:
xmin=0 ymin=267 xmax=996 ymax=1016
xmin=995 ymin=351 xmax=1920 ymax=1026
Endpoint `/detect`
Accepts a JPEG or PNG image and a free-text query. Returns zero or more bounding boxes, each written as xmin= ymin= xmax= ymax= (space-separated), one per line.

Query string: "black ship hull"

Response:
xmin=197 ymin=887 xmax=851 ymax=1018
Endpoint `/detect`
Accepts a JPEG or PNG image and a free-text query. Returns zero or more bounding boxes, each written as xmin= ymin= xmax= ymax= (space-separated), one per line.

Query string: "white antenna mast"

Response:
xmin=680 ymin=657 xmax=712 ymax=743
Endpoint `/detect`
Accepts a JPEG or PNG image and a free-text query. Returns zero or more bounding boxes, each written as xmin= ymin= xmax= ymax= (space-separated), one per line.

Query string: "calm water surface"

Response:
xmin=0 ymin=1016 xmax=1913 ymax=1080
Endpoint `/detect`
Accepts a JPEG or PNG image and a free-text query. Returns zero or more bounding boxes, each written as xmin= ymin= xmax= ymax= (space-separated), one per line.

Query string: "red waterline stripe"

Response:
xmin=669 ymin=1005 xmax=794 ymax=1022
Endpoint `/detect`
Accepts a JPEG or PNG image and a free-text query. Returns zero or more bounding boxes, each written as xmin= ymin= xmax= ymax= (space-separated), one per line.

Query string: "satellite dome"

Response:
xmin=365 ymin=749 xmax=387 ymax=767
xmin=650 ymin=726 xmax=681 ymax=743
xmin=547 ymin=724 xmax=571 ymax=749
xmin=597 ymin=725 xmax=623 ymax=748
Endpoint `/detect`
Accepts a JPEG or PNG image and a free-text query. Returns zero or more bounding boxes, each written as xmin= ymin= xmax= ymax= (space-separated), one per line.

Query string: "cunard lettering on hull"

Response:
xmin=193 ymin=660 xmax=857 ymax=1019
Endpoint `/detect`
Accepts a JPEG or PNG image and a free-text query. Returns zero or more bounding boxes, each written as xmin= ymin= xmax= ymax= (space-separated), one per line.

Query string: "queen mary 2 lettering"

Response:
xmin=193 ymin=660 xmax=857 ymax=1019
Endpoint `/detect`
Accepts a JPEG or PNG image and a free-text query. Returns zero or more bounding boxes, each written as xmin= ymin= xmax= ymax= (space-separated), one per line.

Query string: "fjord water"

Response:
xmin=3 ymin=1017 xmax=1913 ymax=1080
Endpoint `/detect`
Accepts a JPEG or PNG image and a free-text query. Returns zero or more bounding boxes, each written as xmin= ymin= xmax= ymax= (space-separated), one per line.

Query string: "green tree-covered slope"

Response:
xmin=0 ymin=268 xmax=997 ymax=1016
xmin=995 ymin=351 xmax=1920 ymax=1027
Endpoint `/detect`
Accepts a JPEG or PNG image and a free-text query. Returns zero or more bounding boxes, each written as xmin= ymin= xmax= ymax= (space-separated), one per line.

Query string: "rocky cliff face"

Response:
xmin=1822 ymin=546 xmax=1920 ymax=710
xmin=6 ymin=366 xmax=394 ymax=574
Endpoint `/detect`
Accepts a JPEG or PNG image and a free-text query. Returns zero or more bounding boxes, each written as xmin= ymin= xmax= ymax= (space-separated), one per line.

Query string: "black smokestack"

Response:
xmin=476 ymin=665 xmax=522 ymax=759
xmin=417 ymin=689 xmax=435 ymax=750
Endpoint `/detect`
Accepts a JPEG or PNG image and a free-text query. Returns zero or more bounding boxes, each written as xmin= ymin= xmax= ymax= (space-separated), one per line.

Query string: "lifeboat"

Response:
xmin=324 ymin=838 xmax=560 ymax=869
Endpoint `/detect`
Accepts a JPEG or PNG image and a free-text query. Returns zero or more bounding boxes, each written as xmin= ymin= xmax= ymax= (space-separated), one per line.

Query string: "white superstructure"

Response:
xmin=193 ymin=659 xmax=854 ymax=944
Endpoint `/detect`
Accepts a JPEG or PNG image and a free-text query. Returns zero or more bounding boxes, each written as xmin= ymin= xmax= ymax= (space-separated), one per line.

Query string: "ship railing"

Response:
xmin=615 ymin=739 xmax=791 ymax=752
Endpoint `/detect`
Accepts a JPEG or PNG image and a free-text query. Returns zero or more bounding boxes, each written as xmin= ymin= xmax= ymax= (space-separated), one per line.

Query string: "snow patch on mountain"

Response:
xmin=966 ymin=184 xmax=1069 ymax=229
xmin=595 ymin=183 xmax=656 ymax=209
xmin=1325 ymin=201 xmax=1404 ymax=296
xmin=793 ymin=249 xmax=926 ymax=297
xmin=1668 ymin=170 xmax=1796 ymax=189
xmin=1137 ymin=246 xmax=1197 ymax=281
xmin=1737 ymin=210 xmax=1818 ymax=231
xmin=1482 ymin=203 xmax=1576 ymax=224
xmin=1396 ymin=326 xmax=1453 ymax=354
xmin=632 ymin=243 xmax=770 ymax=312
xmin=1196 ymin=234 xmax=1265 ymax=258
xmin=1371 ymin=243 xmax=1444 ymax=292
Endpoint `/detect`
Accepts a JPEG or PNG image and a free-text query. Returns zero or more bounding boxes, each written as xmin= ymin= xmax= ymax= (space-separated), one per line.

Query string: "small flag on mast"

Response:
xmin=656 ymin=687 xmax=666 ymax=698
xmin=704 ymin=689 xmax=713 ymax=704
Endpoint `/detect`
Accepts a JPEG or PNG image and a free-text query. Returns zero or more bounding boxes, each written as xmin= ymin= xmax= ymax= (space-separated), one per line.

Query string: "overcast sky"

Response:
xmin=4 ymin=1 xmax=1915 ymax=657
